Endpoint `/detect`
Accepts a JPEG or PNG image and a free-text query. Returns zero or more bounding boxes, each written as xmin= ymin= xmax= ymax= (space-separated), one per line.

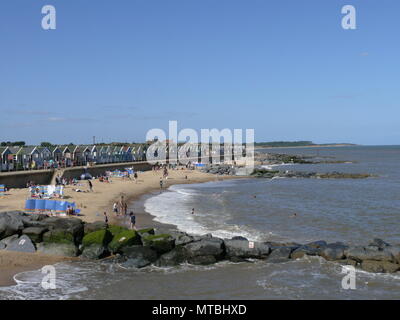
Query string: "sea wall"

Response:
xmin=0 ymin=170 xmax=54 ymax=189
xmin=0 ymin=162 xmax=152 ymax=188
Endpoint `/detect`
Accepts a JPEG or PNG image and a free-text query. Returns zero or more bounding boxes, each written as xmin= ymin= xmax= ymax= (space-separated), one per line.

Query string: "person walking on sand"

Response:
xmin=129 ymin=211 xmax=136 ymax=230
xmin=160 ymin=178 xmax=164 ymax=190
xmin=113 ymin=202 xmax=119 ymax=216
xmin=88 ymin=179 xmax=93 ymax=192
xmin=104 ymin=212 xmax=109 ymax=226
xmin=134 ymin=172 xmax=138 ymax=184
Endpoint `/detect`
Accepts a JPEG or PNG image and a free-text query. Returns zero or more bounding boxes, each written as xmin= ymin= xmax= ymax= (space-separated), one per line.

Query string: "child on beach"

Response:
xmin=113 ymin=202 xmax=119 ymax=215
xmin=129 ymin=212 xmax=136 ymax=230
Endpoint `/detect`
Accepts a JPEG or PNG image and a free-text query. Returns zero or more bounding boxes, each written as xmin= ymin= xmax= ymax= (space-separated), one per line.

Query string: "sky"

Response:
xmin=0 ymin=0 xmax=399 ymax=145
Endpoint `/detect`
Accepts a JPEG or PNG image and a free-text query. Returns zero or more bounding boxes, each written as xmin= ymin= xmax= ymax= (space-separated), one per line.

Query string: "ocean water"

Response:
xmin=1 ymin=146 xmax=399 ymax=300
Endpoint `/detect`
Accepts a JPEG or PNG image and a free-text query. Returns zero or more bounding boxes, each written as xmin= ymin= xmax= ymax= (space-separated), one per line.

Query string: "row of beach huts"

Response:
xmin=0 ymin=144 xmax=147 ymax=172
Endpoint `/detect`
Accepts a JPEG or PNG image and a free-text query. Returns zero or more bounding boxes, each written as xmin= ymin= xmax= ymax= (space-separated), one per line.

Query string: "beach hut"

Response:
xmin=14 ymin=146 xmax=42 ymax=170
xmin=120 ymin=145 xmax=132 ymax=162
xmin=52 ymin=146 xmax=63 ymax=163
xmin=61 ymin=145 xmax=73 ymax=167
xmin=0 ymin=147 xmax=12 ymax=171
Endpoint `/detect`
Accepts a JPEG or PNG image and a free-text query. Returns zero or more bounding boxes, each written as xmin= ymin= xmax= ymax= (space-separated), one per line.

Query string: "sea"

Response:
xmin=1 ymin=146 xmax=399 ymax=300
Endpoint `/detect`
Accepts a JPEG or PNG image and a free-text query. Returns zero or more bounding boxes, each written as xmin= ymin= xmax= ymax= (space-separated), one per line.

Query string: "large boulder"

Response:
xmin=0 ymin=212 xmax=25 ymax=239
xmin=22 ymin=226 xmax=48 ymax=243
xmin=84 ymin=221 xmax=108 ymax=234
xmin=188 ymin=255 xmax=217 ymax=265
xmin=318 ymin=243 xmax=348 ymax=261
xmin=82 ymin=229 xmax=113 ymax=247
xmin=225 ymin=239 xmax=270 ymax=260
xmin=291 ymin=245 xmax=320 ymax=259
xmin=266 ymin=246 xmax=296 ymax=263
xmin=360 ymin=260 xmax=400 ymax=273
xmin=170 ymin=232 xmax=195 ymax=246
xmin=305 ymin=240 xmax=328 ymax=249
xmin=108 ymin=230 xmax=141 ymax=253
xmin=184 ymin=238 xmax=225 ymax=262
xmin=344 ymin=246 xmax=394 ymax=263
xmin=119 ymin=246 xmax=158 ymax=268
xmin=386 ymin=246 xmax=400 ymax=264
xmin=36 ymin=242 xmax=78 ymax=257
xmin=81 ymin=244 xmax=108 ymax=260
xmin=5 ymin=235 xmax=36 ymax=253
xmin=0 ymin=234 xmax=19 ymax=248
xmin=41 ymin=217 xmax=84 ymax=245
xmin=142 ymin=234 xmax=175 ymax=254
xmin=43 ymin=229 xmax=75 ymax=245
xmin=81 ymin=229 xmax=113 ymax=259
xmin=155 ymin=246 xmax=190 ymax=267
xmin=137 ymin=228 xmax=155 ymax=238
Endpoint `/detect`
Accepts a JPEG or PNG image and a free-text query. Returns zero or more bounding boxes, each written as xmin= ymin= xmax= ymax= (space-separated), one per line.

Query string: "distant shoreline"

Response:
xmin=255 ymin=144 xmax=358 ymax=150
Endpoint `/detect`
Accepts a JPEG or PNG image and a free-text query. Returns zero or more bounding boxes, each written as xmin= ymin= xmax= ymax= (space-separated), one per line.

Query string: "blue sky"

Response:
xmin=0 ymin=0 xmax=399 ymax=145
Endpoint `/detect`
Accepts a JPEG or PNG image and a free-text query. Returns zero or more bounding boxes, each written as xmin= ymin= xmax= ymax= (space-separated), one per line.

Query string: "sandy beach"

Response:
xmin=0 ymin=169 xmax=239 ymax=287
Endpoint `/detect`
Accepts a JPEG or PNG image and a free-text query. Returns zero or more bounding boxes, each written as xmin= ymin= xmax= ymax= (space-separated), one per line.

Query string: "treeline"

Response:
xmin=0 ymin=141 xmax=26 ymax=146
xmin=254 ymin=141 xmax=315 ymax=147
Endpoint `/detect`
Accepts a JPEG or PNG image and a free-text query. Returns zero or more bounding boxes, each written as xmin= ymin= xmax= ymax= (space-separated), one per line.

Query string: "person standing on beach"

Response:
xmin=88 ymin=179 xmax=93 ymax=192
xmin=160 ymin=178 xmax=163 ymax=190
xmin=113 ymin=202 xmax=119 ymax=216
xmin=104 ymin=212 xmax=109 ymax=226
xmin=123 ymin=201 xmax=128 ymax=216
xmin=129 ymin=211 xmax=136 ymax=230
xmin=134 ymin=172 xmax=138 ymax=184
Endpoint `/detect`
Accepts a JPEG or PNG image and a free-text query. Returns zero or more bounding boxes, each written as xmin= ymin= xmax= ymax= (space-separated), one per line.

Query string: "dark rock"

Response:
xmin=0 ymin=212 xmax=25 ymax=239
xmin=231 ymin=236 xmax=248 ymax=241
xmin=185 ymin=238 xmax=225 ymax=260
xmin=368 ymin=238 xmax=391 ymax=250
xmin=266 ymin=246 xmax=295 ymax=263
xmin=6 ymin=235 xmax=36 ymax=253
xmin=155 ymin=246 xmax=190 ymax=267
xmin=291 ymin=246 xmax=320 ymax=259
xmin=22 ymin=227 xmax=48 ymax=243
xmin=360 ymin=260 xmax=400 ymax=273
xmin=170 ymin=232 xmax=195 ymax=246
xmin=142 ymin=234 xmax=175 ymax=254
xmin=84 ymin=221 xmax=107 ymax=234
xmin=386 ymin=246 xmax=400 ymax=264
xmin=82 ymin=229 xmax=113 ymax=247
xmin=81 ymin=244 xmax=108 ymax=260
xmin=337 ymin=259 xmax=358 ymax=267
xmin=41 ymin=217 xmax=84 ymax=245
xmin=188 ymin=255 xmax=217 ymax=265
xmin=318 ymin=243 xmax=348 ymax=261
xmin=192 ymin=233 xmax=213 ymax=242
xmin=36 ymin=242 xmax=78 ymax=257
xmin=108 ymin=230 xmax=141 ymax=253
xmin=224 ymin=239 xmax=270 ymax=259
xmin=120 ymin=246 xmax=158 ymax=268
xmin=344 ymin=246 xmax=394 ymax=262
xmin=43 ymin=229 xmax=75 ymax=245
xmin=306 ymin=240 xmax=327 ymax=249
xmin=0 ymin=234 xmax=19 ymax=248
